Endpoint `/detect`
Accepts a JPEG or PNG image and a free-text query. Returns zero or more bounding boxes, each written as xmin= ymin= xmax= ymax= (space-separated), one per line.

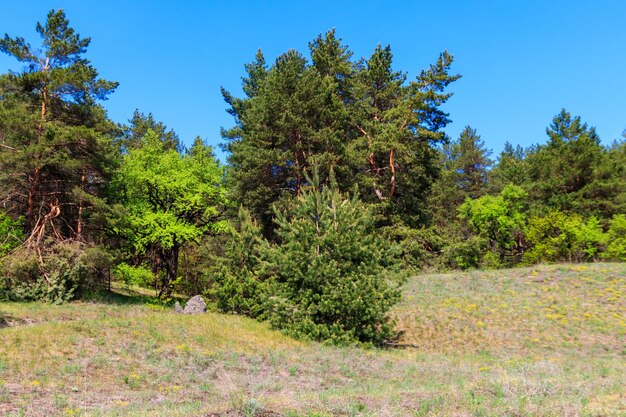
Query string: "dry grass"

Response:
xmin=0 ymin=263 xmax=624 ymax=416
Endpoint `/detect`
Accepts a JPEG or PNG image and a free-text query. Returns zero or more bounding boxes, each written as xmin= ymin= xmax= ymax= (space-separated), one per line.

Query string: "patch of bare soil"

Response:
xmin=0 ymin=315 xmax=35 ymax=328
xmin=205 ymin=412 xmax=282 ymax=417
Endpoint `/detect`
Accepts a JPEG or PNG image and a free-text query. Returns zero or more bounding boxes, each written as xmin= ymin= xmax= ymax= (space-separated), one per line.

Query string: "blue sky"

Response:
xmin=1 ymin=1 xmax=624 ymax=161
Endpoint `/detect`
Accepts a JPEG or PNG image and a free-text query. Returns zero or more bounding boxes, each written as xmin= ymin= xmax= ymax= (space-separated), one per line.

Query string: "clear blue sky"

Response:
xmin=1 ymin=1 xmax=624 ymax=161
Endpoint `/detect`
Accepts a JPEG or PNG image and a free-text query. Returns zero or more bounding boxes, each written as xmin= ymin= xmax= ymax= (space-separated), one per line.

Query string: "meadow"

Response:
xmin=1 ymin=263 xmax=624 ymax=416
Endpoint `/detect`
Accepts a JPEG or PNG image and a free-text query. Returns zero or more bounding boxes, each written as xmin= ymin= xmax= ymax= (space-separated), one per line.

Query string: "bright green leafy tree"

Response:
xmin=458 ymin=185 xmax=527 ymax=265
xmin=523 ymin=212 xmax=607 ymax=264
xmin=113 ymin=131 xmax=228 ymax=297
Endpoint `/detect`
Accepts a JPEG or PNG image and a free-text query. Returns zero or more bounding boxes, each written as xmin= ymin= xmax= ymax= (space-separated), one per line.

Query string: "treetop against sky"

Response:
xmin=1 ymin=0 xmax=624 ymax=160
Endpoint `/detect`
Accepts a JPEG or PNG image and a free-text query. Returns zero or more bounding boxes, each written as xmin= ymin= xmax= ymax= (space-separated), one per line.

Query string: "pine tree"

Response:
xmin=121 ymin=109 xmax=180 ymax=152
xmin=489 ymin=141 xmax=528 ymax=192
xmin=222 ymin=32 xmax=459 ymax=235
xmin=262 ymin=171 xmax=403 ymax=345
xmin=222 ymin=31 xmax=354 ymax=236
xmin=584 ymin=138 xmax=626 ymax=217
xmin=453 ymin=126 xmax=493 ymax=199
xmin=428 ymin=127 xmax=492 ymax=225
xmin=348 ymin=47 xmax=460 ymax=226
xmin=525 ymin=109 xmax=603 ymax=213
xmin=0 ymin=9 xmax=119 ymax=247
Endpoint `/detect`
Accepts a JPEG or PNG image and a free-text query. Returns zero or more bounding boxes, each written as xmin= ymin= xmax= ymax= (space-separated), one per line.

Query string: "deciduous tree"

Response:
xmin=113 ymin=132 xmax=228 ymax=297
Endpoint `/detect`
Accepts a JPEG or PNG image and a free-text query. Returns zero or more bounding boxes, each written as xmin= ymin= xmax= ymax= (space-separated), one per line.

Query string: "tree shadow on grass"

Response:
xmin=83 ymin=286 xmax=186 ymax=307
xmin=83 ymin=290 xmax=153 ymax=305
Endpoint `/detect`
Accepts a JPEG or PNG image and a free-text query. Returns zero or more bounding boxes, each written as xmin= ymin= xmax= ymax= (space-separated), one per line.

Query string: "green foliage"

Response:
xmin=223 ymin=30 xmax=459 ymax=235
xmin=261 ymin=174 xmax=404 ymax=346
xmin=381 ymin=225 xmax=447 ymax=271
xmin=0 ymin=212 xmax=23 ymax=256
xmin=113 ymin=132 xmax=228 ymax=297
xmin=442 ymin=236 xmax=487 ymax=270
xmin=113 ymin=263 xmax=155 ymax=288
xmin=458 ymin=185 xmax=527 ymax=265
xmin=525 ymin=110 xmax=604 ymax=214
xmin=603 ymin=214 xmax=626 ymax=261
xmin=523 ymin=212 xmax=608 ymax=264
xmin=0 ymin=242 xmax=113 ymax=303
xmin=481 ymin=250 xmax=503 ymax=270
xmin=211 ymin=207 xmax=269 ymax=315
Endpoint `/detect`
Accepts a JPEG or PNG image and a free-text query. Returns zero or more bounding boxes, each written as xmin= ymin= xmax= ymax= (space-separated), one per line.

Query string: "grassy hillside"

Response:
xmin=1 ymin=263 xmax=624 ymax=416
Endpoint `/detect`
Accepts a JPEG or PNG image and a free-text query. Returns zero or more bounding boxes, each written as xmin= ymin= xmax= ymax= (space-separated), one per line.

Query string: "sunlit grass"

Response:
xmin=394 ymin=262 xmax=626 ymax=353
xmin=1 ymin=263 xmax=624 ymax=416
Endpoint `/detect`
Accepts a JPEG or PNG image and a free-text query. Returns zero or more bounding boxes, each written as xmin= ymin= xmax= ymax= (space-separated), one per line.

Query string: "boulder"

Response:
xmin=182 ymin=295 xmax=207 ymax=314
xmin=174 ymin=301 xmax=183 ymax=313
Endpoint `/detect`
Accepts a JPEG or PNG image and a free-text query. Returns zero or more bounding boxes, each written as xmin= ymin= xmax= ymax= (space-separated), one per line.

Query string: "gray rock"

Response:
xmin=182 ymin=295 xmax=207 ymax=314
xmin=174 ymin=301 xmax=183 ymax=313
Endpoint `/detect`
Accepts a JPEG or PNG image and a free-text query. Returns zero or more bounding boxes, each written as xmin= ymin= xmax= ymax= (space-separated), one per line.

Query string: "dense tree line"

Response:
xmin=1 ymin=11 xmax=624 ymax=344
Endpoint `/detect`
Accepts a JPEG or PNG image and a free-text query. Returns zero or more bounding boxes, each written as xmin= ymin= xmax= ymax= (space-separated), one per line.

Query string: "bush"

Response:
xmin=113 ymin=263 xmax=155 ymax=288
xmin=381 ymin=225 xmax=448 ymax=271
xmin=211 ymin=207 xmax=268 ymax=316
xmin=523 ymin=212 xmax=607 ymax=264
xmin=0 ymin=242 xmax=113 ymax=303
xmin=458 ymin=184 xmax=527 ymax=265
xmin=262 ymin=177 xmax=404 ymax=346
xmin=213 ymin=175 xmax=404 ymax=346
xmin=603 ymin=214 xmax=626 ymax=261
xmin=442 ymin=235 xmax=487 ymax=270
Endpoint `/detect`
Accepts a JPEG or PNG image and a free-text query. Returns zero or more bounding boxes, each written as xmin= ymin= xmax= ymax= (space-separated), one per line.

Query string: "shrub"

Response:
xmin=522 ymin=212 xmax=607 ymax=264
xmin=0 ymin=242 xmax=113 ymax=303
xmin=603 ymin=214 xmax=626 ymax=261
xmin=113 ymin=263 xmax=155 ymax=288
xmin=211 ymin=207 xmax=268 ymax=316
xmin=213 ymin=174 xmax=405 ymax=346
xmin=261 ymin=176 xmax=404 ymax=346
xmin=381 ymin=225 xmax=448 ymax=271
xmin=442 ymin=235 xmax=487 ymax=270
xmin=482 ymin=250 xmax=503 ymax=269
xmin=458 ymin=184 xmax=527 ymax=265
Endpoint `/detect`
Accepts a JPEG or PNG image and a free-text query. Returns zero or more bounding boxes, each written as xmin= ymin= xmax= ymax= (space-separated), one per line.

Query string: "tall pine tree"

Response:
xmin=428 ymin=127 xmax=492 ymax=225
xmin=525 ymin=109 xmax=603 ymax=213
xmin=489 ymin=141 xmax=527 ymax=192
xmin=222 ymin=31 xmax=355 ymax=236
xmin=0 ymin=9 xmax=119 ymax=246
xmin=222 ymin=31 xmax=459 ymax=235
